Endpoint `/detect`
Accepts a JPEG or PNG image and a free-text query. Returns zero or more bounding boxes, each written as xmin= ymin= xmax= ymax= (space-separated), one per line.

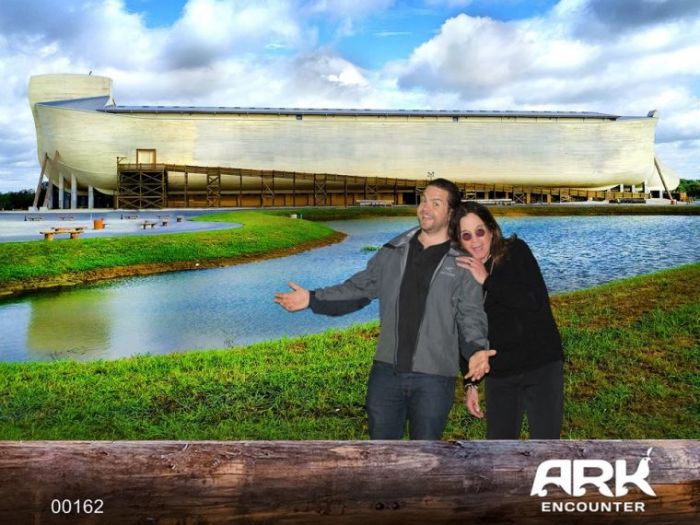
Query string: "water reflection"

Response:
xmin=27 ymin=289 xmax=112 ymax=360
xmin=1 ymin=215 xmax=698 ymax=362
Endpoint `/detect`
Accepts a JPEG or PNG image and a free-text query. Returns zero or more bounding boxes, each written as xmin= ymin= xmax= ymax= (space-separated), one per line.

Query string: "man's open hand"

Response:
xmin=274 ymin=281 xmax=310 ymax=312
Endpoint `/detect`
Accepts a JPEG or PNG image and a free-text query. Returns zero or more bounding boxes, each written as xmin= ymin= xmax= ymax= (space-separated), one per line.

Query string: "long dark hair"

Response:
xmin=449 ymin=201 xmax=514 ymax=267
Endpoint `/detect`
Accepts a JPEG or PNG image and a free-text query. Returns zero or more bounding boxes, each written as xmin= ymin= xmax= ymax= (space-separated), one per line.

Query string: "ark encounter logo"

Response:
xmin=530 ymin=447 xmax=656 ymax=513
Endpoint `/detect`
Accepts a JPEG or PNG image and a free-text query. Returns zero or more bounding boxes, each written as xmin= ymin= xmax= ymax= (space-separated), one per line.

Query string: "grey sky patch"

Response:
xmin=0 ymin=0 xmax=151 ymax=71
xmin=161 ymin=39 xmax=222 ymax=70
xmin=0 ymin=147 xmax=36 ymax=167
xmin=570 ymin=0 xmax=700 ymax=42
xmin=656 ymin=129 xmax=700 ymax=144
xmin=0 ymin=0 xmax=83 ymax=40
xmin=587 ymin=0 xmax=700 ymax=30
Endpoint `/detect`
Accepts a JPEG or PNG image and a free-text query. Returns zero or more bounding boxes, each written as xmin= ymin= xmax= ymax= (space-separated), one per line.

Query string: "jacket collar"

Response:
xmin=385 ymin=226 xmax=467 ymax=257
xmin=385 ymin=226 xmax=420 ymax=248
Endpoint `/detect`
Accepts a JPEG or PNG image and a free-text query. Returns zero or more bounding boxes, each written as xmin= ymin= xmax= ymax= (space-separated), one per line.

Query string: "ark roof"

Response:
xmin=39 ymin=96 xmax=624 ymax=119
xmin=99 ymin=105 xmax=619 ymax=119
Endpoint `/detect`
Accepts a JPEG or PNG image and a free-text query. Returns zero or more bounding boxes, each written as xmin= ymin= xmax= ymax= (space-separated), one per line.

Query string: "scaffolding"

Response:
xmin=114 ymin=161 xmax=665 ymax=209
xmin=116 ymin=164 xmax=167 ymax=209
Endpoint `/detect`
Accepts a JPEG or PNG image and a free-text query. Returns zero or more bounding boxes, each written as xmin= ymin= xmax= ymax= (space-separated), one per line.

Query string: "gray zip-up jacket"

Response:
xmin=311 ymin=227 xmax=489 ymax=377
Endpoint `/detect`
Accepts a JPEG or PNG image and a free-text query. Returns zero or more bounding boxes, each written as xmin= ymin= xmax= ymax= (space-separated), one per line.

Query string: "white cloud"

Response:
xmin=398 ymin=14 xmax=535 ymax=96
xmin=1 ymin=0 xmax=699 ymax=191
xmin=391 ymin=2 xmax=700 ymax=179
xmin=162 ymin=0 xmax=307 ymax=69
xmin=396 ymin=7 xmax=700 ymax=96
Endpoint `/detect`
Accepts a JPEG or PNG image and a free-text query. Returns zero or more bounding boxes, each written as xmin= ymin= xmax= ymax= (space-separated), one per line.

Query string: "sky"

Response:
xmin=1 ymin=0 xmax=699 ymax=191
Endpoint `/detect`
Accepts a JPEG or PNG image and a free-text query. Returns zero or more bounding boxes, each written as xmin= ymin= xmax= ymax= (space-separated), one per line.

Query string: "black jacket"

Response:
xmin=482 ymin=237 xmax=563 ymax=377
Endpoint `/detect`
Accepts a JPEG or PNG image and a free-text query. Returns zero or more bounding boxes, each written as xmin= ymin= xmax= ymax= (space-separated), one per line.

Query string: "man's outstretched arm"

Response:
xmin=275 ymin=249 xmax=382 ymax=313
xmin=275 ymin=280 xmax=372 ymax=316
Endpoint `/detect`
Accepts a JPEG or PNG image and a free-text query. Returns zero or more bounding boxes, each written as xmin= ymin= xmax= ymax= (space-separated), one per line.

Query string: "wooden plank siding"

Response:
xmin=30 ymin=75 xmax=680 ymax=203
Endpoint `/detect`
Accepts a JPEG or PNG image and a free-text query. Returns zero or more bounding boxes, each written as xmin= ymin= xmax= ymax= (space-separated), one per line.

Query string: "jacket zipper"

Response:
xmin=410 ymin=251 xmax=451 ymax=372
xmin=393 ymin=241 xmax=410 ymax=368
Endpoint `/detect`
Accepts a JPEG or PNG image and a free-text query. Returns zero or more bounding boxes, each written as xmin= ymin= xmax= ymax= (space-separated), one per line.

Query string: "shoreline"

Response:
xmin=1 ymin=205 xmax=698 ymax=299
xmin=285 ymin=204 xmax=700 ymax=221
xmin=0 ymin=230 xmax=346 ymax=299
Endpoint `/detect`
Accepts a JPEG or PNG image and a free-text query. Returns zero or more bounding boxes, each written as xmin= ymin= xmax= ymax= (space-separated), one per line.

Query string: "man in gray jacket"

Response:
xmin=275 ymin=178 xmax=493 ymax=439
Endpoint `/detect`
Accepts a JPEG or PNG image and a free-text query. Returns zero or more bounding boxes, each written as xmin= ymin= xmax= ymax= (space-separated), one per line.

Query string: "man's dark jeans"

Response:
xmin=365 ymin=361 xmax=456 ymax=440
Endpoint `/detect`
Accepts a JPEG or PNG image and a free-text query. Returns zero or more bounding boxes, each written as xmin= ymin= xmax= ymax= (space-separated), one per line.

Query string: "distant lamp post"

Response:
xmin=427 ymin=171 xmax=434 ymax=181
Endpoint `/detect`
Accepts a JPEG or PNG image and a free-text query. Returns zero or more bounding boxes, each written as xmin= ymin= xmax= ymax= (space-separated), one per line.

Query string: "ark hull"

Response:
xmin=28 ymin=74 xmax=678 ymax=198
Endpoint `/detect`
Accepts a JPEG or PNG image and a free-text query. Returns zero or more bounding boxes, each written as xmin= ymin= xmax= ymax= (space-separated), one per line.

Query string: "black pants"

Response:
xmin=485 ymin=360 xmax=563 ymax=439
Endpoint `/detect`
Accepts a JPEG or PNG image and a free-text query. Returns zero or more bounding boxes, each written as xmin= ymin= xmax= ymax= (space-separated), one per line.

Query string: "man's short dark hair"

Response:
xmin=425 ymin=178 xmax=462 ymax=211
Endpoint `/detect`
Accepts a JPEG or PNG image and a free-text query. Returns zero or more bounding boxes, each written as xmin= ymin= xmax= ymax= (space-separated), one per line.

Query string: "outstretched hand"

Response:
xmin=465 ymin=349 xmax=497 ymax=382
xmin=274 ymin=281 xmax=311 ymax=312
xmin=464 ymin=386 xmax=483 ymax=419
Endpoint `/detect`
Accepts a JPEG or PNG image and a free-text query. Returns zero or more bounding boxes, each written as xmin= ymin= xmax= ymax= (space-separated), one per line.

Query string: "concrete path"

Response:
xmin=0 ymin=209 xmax=240 ymax=243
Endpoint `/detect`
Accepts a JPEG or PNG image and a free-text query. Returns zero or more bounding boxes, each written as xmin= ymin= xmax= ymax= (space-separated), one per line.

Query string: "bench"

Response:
xmin=141 ymin=221 xmax=157 ymax=229
xmin=40 ymin=229 xmax=83 ymax=241
xmin=59 ymin=215 xmax=75 ymax=220
xmin=176 ymin=216 xmax=184 ymax=223
xmin=121 ymin=214 xmax=139 ymax=220
xmin=25 ymin=216 xmax=44 ymax=221
xmin=51 ymin=226 xmax=86 ymax=234
xmin=355 ymin=199 xmax=393 ymax=207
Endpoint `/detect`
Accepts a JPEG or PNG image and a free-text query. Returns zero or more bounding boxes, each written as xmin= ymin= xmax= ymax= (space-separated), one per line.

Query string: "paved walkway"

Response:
xmin=0 ymin=209 xmax=239 ymax=243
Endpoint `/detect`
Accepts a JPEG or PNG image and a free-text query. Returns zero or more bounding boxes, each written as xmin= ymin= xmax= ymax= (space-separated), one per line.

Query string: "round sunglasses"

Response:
xmin=460 ymin=228 xmax=488 ymax=242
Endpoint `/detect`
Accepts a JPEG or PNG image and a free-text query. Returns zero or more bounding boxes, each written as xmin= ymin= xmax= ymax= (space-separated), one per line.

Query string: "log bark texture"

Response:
xmin=0 ymin=440 xmax=697 ymax=524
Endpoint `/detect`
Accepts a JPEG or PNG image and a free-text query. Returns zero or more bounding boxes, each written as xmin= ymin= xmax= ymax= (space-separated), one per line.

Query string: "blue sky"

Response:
xmin=125 ymin=0 xmax=561 ymax=68
xmin=323 ymin=1 xmax=560 ymax=69
xmin=1 ymin=0 xmax=699 ymax=191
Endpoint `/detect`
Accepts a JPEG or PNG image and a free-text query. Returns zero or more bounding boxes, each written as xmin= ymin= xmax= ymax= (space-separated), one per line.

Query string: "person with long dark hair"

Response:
xmin=452 ymin=201 xmax=564 ymax=439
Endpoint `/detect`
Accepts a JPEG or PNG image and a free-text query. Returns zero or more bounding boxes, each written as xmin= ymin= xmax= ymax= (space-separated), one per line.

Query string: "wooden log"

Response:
xmin=0 ymin=441 xmax=697 ymax=524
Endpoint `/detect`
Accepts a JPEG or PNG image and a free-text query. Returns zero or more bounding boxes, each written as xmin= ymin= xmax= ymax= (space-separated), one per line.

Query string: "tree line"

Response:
xmin=678 ymin=178 xmax=700 ymax=198
xmin=0 ymin=190 xmax=35 ymax=210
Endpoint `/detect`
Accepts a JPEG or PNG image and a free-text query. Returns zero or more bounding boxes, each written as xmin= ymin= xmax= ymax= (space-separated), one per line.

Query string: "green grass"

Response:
xmin=0 ymin=263 xmax=697 ymax=440
xmin=0 ymin=211 xmax=336 ymax=292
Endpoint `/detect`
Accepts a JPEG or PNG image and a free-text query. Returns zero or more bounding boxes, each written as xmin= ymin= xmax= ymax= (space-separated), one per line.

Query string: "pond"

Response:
xmin=0 ymin=215 xmax=698 ymax=362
